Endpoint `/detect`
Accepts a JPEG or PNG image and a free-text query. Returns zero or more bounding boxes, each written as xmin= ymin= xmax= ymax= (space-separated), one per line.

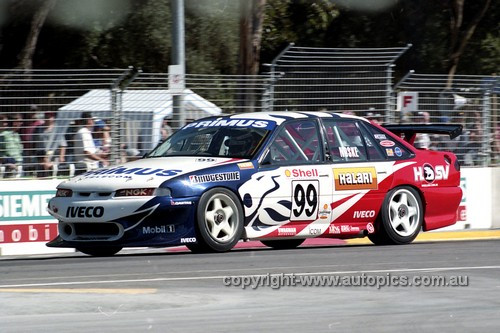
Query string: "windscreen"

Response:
xmin=146 ymin=118 xmax=274 ymax=159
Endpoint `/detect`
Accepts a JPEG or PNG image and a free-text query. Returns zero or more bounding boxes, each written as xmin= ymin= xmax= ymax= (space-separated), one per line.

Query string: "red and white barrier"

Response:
xmin=1 ymin=168 xmax=499 ymax=255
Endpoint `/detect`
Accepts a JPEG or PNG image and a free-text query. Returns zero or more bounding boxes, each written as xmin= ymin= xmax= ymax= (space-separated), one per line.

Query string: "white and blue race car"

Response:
xmin=47 ymin=112 xmax=463 ymax=256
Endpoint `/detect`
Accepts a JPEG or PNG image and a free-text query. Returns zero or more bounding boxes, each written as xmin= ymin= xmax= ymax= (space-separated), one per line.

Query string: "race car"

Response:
xmin=47 ymin=111 xmax=463 ymax=256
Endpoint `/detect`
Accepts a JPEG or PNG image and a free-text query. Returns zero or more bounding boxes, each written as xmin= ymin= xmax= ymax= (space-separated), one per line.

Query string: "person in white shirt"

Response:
xmin=73 ymin=112 xmax=109 ymax=170
xmin=415 ymin=111 xmax=431 ymax=149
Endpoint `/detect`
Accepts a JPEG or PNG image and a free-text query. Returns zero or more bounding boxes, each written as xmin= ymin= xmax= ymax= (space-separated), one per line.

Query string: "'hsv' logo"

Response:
xmin=413 ymin=164 xmax=449 ymax=183
xmin=66 ymin=206 xmax=104 ymax=218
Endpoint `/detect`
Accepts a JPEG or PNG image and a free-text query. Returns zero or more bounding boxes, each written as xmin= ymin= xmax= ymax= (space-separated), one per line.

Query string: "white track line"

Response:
xmin=0 ymin=265 xmax=499 ymax=288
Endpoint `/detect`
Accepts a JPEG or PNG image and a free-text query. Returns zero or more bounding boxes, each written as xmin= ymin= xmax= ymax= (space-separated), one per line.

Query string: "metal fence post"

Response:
xmin=482 ymin=91 xmax=491 ymax=166
xmin=268 ymin=43 xmax=294 ymax=112
xmin=110 ymin=67 xmax=138 ymax=164
xmin=385 ymin=64 xmax=394 ymax=123
xmin=110 ymin=88 xmax=120 ymax=164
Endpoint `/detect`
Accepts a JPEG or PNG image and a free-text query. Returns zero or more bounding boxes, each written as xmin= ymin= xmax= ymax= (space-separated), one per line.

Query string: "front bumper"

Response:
xmin=47 ymin=196 xmax=199 ymax=248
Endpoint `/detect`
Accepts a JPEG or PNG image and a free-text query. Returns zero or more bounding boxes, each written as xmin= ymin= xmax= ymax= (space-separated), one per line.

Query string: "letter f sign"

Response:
xmin=403 ymin=95 xmax=413 ymax=108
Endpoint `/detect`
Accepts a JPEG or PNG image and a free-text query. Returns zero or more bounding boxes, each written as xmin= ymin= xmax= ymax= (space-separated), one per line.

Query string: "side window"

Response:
xmin=323 ymin=120 xmax=367 ymax=162
xmin=358 ymin=124 xmax=386 ymax=161
xmin=364 ymin=123 xmax=413 ymax=159
xmin=267 ymin=120 xmax=322 ymax=165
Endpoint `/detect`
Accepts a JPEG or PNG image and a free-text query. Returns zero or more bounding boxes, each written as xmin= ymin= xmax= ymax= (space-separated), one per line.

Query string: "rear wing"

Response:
xmin=382 ymin=124 xmax=463 ymax=145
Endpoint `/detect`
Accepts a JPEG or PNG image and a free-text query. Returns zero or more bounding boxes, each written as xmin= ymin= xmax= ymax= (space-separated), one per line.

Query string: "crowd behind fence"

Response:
xmin=0 ymin=47 xmax=498 ymax=179
xmin=394 ymin=73 xmax=499 ymax=167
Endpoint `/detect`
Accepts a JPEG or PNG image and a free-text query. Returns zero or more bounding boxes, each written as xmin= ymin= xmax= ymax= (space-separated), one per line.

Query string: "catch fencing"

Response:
xmin=0 ymin=69 xmax=270 ymax=179
xmin=394 ymin=72 xmax=499 ymax=167
xmin=0 ymin=46 xmax=498 ymax=180
xmin=265 ymin=43 xmax=411 ymax=120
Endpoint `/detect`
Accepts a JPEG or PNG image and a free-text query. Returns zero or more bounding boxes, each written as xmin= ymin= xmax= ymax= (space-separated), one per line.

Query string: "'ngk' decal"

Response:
xmin=413 ymin=164 xmax=449 ymax=183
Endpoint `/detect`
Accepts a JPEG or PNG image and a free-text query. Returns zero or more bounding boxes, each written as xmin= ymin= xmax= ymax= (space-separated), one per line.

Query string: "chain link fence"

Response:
xmin=0 ymin=47 xmax=498 ymax=180
xmin=0 ymin=69 xmax=271 ymax=179
xmin=265 ymin=43 xmax=411 ymax=121
xmin=394 ymin=72 xmax=499 ymax=167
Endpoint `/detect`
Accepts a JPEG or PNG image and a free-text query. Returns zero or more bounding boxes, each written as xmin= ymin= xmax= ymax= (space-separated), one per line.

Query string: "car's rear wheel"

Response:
xmin=368 ymin=186 xmax=423 ymax=245
xmin=261 ymin=239 xmax=305 ymax=249
xmin=76 ymin=246 xmax=122 ymax=256
xmin=190 ymin=188 xmax=244 ymax=252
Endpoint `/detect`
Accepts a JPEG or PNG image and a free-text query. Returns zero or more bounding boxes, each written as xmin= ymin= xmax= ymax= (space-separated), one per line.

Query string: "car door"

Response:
xmin=322 ymin=119 xmax=393 ymax=230
xmin=241 ymin=118 xmax=333 ymax=238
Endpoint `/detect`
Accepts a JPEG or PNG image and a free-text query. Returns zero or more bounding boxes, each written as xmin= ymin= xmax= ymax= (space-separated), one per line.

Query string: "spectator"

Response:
xmin=33 ymin=111 xmax=67 ymax=177
xmin=0 ymin=114 xmax=15 ymax=176
xmin=125 ymin=147 xmax=142 ymax=162
xmin=120 ymin=144 xmax=142 ymax=162
xmin=160 ymin=117 xmax=173 ymax=142
xmin=93 ymin=119 xmax=111 ymax=167
xmin=465 ymin=111 xmax=483 ymax=166
xmin=0 ymin=114 xmax=24 ymax=177
xmin=493 ymin=121 xmax=500 ymax=164
xmin=415 ymin=111 xmax=431 ymax=149
xmin=438 ymin=89 xmax=453 ymax=123
xmin=366 ymin=111 xmax=383 ymax=125
xmin=73 ymin=112 xmax=109 ymax=173
xmin=20 ymin=105 xmax=44 ymax=171
xmin=450 ymin=112 xmax=469 ymax=165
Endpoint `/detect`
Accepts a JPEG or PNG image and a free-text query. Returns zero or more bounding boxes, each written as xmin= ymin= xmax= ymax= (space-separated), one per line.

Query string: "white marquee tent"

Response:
xmin=49 ymin=89 xmax=222 ymax=154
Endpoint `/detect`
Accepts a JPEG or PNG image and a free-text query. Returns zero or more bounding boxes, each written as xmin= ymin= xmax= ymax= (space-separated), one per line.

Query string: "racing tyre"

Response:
xmin=192 ymin=188 xmax=244 ymax=252
xmin=261 ymin=239 xmax=305 ymax=249
xmin=369 ymin=186 xmax=423 ymax=245
xmin=76 ymin=246 xmax=122 ymax=257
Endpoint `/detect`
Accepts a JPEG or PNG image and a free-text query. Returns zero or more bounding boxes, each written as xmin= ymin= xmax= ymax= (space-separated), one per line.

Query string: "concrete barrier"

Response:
xmin=0 ymin=179 xmax=74 ymax=255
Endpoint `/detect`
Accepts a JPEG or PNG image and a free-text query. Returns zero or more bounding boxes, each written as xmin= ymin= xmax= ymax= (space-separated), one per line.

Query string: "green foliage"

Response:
xmin=261 ymin=0 xmax=339 ymax=63
xmin=185 ymin=0 xmax=239 ymax=74
xmin=90 ymin=0 xmax=172 ymax=71
xmin=0 ymin=0 xmax=497 ymax=76
xmin=479 ymin=34 xmax=500 ymax=74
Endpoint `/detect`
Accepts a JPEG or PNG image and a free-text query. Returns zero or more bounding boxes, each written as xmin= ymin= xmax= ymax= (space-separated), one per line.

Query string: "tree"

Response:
xmin=15 ymin=0 xmax=57 ymax=71
xmin=261 ymin=0 xmax=339 ymax=64
xmin=236 ymin=0 xmax=266 ymax=112
xmin=185 ymin=0 xmax=239 ymax=74
xmin=238 ymin=0 xmax=266 ymax=77
xmin=0 ymin=0 xmax=497 ymax=79
xmin=446 ymin=0 xmax=492 ymax=87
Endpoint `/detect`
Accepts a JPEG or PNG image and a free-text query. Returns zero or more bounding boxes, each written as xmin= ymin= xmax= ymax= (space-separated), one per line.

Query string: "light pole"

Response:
xmin=170 ymin=0 xmax=185 ymax=130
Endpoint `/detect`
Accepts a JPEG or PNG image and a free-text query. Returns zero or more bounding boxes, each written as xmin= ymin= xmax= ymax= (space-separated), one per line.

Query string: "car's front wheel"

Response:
xmin=76 ymin=246 xmax=122 ymax=256
xmin=189 ymin=188 xmax=244 ymax=252
xmin=368 ymin=186 xmax=423 ymax=245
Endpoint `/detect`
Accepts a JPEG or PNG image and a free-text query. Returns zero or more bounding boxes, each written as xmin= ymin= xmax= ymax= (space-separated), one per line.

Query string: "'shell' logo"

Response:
xmin=413 ymin=164 xmax=449 ymax=183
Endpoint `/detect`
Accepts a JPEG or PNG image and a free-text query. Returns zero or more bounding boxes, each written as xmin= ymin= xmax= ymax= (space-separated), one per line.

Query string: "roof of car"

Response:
xmin=227 ymin=111 xmax=369 ymax=125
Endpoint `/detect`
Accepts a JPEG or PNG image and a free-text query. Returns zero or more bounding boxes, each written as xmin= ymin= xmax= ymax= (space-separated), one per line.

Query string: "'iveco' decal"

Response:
xmin=83 ymin=167 xmax=182 ymax=177
xmin=66 ymin=206 xmax=104 ymax=218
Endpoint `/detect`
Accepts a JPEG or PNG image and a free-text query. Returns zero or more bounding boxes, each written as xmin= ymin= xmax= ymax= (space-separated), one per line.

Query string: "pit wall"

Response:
xmin=1 ymin=168 xmax=499 ymax=256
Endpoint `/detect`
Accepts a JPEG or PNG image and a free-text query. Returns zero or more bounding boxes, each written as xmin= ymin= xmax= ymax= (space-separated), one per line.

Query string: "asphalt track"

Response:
xmin=1 ymin=231 xmax=500 ymax=332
